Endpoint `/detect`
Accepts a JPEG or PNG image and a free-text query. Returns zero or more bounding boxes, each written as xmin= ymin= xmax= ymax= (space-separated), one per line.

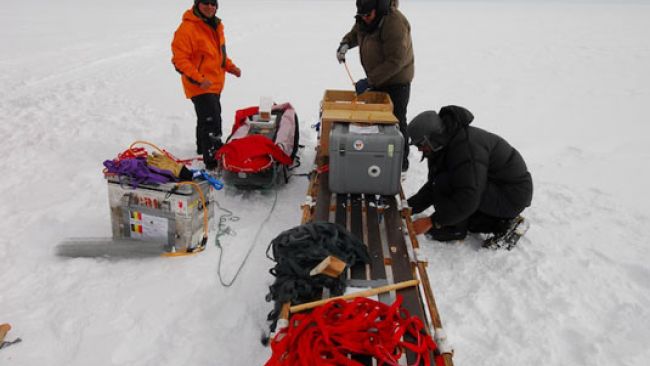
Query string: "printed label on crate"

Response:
xmin=349 ymin=124 xmax=379 ymax=134
xmin=129 ymin=210 xmax=168 ymax=240
xmin=134 ymin=194 xmax=161 ymax=209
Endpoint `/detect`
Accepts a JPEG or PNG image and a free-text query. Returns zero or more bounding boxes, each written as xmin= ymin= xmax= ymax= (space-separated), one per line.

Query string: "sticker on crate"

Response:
xmin=129 ymin=210 xmax=168 ymax=240
xmin=349 ymin=124 xmax=379 ymax=134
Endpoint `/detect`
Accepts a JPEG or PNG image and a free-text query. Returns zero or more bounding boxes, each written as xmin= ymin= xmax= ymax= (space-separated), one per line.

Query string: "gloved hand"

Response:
xmin=147 ymin=152 xmax=193 ymax=181
xmin=355 ymin=78 xmax=370 ymax=94
xmin=228 ymin=65 xmax=241 ymax=77
xmin=336 ymin=43 xmax=349 ymax=63
xmin=412 ymin=217 xmax=434 ymax=235
xmin=199 ymin=78 xmax=213 ymax=90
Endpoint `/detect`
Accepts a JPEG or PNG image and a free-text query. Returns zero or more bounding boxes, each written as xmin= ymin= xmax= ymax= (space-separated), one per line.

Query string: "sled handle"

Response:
xmin=290 ymin=279 xmax=419 ymax=313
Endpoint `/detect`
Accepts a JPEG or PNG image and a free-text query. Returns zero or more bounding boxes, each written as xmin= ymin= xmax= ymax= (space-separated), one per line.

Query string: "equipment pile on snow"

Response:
xmin=217 ymin=101 xmax=300 ymax=189
xmin=263 ymin=90 xmax=454 ymax=365
xmin=57 ymin=142 xmax=222 ymax=258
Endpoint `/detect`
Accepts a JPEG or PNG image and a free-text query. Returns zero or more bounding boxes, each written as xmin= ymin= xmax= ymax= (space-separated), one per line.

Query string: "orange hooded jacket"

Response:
xmin=171 ymin=8 xmax=238 ymax=99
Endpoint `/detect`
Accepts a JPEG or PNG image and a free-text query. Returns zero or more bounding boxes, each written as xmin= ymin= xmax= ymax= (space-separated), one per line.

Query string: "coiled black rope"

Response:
xmin=264 ymin=222 xmax=370 ymax=331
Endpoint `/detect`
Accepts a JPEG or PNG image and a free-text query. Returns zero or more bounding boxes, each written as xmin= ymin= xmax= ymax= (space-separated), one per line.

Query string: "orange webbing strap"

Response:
xmin=128 ymin=140 xmax=199 ymax=165
xmin=266 ymin=295 xmax=444 ymax=366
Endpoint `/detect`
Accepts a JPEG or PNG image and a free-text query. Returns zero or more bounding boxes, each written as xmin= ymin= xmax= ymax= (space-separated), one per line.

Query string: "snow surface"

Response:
xmin=1 ymin=0 xmax=650 ymax=365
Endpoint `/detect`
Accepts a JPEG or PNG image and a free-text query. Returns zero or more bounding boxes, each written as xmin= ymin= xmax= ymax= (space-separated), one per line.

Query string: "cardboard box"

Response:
xmin=322 ymin=90 xmax=394 ymax=112
xmin=320 ymin=90 xmax=398 ymax=155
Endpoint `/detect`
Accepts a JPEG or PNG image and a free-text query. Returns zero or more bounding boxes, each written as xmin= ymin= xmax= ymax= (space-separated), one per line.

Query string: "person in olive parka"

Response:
xmin=337 ymin=0 xmax=414 ymax=171
xmin=408 ymin=106 xmax=533 ymax=249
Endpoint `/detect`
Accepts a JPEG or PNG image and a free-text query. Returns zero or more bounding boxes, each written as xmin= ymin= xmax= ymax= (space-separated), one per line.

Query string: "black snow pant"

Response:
xmin=191 ymin=93 xmax=222 ymax=166
xmin=375 ymin=83 xmax=411 ymax=170
xmin=407 ymin=182 xmax=517 ymax=241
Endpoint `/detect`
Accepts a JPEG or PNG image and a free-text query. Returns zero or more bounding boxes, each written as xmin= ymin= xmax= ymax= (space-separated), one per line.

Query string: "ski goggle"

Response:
xmin=199 ymin=0 xmax=218 ymax=6
xmin=413 ymin=136 xmax=444 ymax=152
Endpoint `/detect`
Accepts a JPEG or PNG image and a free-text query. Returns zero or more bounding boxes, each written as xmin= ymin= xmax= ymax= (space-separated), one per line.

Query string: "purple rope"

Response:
xmin=104 ymin=157 xmax=175 ymax=188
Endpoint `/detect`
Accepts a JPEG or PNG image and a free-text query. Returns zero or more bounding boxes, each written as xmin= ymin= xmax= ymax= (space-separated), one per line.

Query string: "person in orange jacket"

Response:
xmin=172 ymin=0 xmax=241 ymax=169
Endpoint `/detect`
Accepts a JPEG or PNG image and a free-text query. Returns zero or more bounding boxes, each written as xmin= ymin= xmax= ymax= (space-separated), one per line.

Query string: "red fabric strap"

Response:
xmin=217 ymin=134 xmax=292 ymax=173
xmin=265 ymin=295 xmax=443 ymax=366
xmin=232 ymin=106 xmax=259 ymax=135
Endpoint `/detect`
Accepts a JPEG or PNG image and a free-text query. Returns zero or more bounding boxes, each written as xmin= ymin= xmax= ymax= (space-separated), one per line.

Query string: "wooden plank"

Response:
xmin=300 ymin=169 xmax=319 ymax=224
xmin=322 ymin=89 xmax=394 ymax=112
xmin=383 ymin=197 xmax=424 ymax=316
xmin=313 ymin=171 xmax=331 ymax=222
xmin=309 ymin=256 xmax=347 ymax=278
xmin=290 ymin=280 xmax=419 ymax=313
xmin=335 ymin=193 xmax=350 ymax=281
xmin=321 ymin=109 xmax=398 ymax=123
xmin=341 ymin=193 xmax=372 ymax=366
xmin=335 ymin=193 xmax=346 ymax=227
xmin=349 ymin=194 xmax=367 ymax=280
xmin=0 ymin=323 xmax=11 ymax=344
xmin=375 ymin=198 xmax=396 ymax=304
xmin=365 ymin=200 xmax=389 ymax=305
xmin=398 ymin=189 xmax=455 ymax=366
xmin=383 ymin=196 xmax=434 ymax=365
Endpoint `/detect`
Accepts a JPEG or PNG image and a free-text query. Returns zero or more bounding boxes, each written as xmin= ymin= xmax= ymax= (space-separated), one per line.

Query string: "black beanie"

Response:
xmin=356 ymin=0 xmax=377 ymax=15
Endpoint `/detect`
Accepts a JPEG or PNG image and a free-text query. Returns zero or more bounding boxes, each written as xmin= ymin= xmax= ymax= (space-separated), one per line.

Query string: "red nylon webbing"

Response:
xmin=266 ymin=295 xmax=443 ymax=366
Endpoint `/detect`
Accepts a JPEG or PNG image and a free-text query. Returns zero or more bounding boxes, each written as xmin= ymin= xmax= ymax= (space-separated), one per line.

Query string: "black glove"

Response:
xmin=355 ymin=78 xmax=370 ymax=94
xmin=336 ymin=43 xmax=349 ymax=63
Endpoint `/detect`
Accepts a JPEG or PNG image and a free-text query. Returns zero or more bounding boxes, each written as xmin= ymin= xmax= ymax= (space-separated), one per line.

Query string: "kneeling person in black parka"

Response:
xmin=407 ymin=106 xmax=533 ymax=249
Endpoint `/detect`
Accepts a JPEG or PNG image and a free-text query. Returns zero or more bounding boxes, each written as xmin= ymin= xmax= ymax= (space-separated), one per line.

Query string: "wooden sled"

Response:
xmin=278 ymin=151 xmax=454 ymax=365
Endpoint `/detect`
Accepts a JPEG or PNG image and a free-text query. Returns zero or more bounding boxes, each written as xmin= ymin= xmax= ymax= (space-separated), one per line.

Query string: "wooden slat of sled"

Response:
xmin=366 ymin=199 xmax=389 ymax=286
xmin=348 ymin=195 xmax=367 ymax=281
xmin=383 ymin=196 xmax=435 ymax=364
xmin=329 ymin=193 xmax=426 ymax=365
xmin=313 ymin=171 xmax=331 ymax=222
xmin=347 ymin=194 xmax=374 ymax=365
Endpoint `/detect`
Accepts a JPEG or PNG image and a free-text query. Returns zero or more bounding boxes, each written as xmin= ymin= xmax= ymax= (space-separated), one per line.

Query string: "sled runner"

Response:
xmin=217 ymin=103 xmax=300 ymax=189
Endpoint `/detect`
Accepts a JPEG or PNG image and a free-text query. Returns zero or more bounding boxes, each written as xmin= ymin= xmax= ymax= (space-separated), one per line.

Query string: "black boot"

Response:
xmin=483 ymin=216 xmax=529 ymax=250
xmin=203 ymin=133 xmax=223 ymax=171
xmin=425 ymin=223 xmax=467 ymax=242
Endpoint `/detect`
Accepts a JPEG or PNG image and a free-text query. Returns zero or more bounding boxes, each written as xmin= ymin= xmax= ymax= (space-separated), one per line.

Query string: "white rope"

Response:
xmin=215 ymin=189 xmax=279 ymax=287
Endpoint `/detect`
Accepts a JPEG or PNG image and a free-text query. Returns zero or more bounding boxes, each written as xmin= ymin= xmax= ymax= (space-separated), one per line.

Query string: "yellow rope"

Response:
xmin=128 ymin=140 xmax=166 ymax=156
